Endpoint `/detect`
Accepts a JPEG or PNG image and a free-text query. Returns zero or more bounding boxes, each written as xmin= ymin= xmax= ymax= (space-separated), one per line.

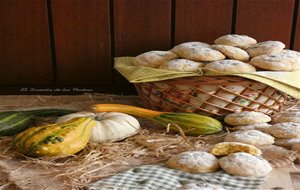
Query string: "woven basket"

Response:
xmin=134 ymin=76 xmax=287 ymax=118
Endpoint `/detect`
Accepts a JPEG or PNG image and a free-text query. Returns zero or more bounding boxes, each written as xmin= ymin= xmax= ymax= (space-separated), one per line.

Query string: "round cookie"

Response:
xmin=204 ymin=59 xmax=256 ymax=74
xmin=172 ymin=46 xmax=225 ymax=62
xmin=250 ymin=54 xmax=295 ymax=71
xmin=261 ymin=145 xmax=297 ymax=168
xmin=171 ymin=41 xmax=211 ymax=54
xmin=279 ymin=50 xmax=300 ymax=71
xmin=177 ymin=182 xmax=225 ymax=190
xmin=232 ymin=123 xmax=271 ymax=132
xmin=264 ymin=122 xmax=300 ymax=138
xmin=212 ymin=45 xmax=250 ymax=61
xmin=133 ymin=50 xmax=178 ymax=68
xmin=272 ymin=112 xmax=300 ymax=124
xmin=291 ymin=142 xmax=300 ymax=164
xmin=275 ymin=138 xmax=300 ymax=149
xmin=224 ymin=130 xmax=275 ymax=147
xmin=214 ymin=34 xmax=257 ymax=48
xmin=246 ymin=41 xmax=285 ymax=57
xmin=224 ymin=111 xmax=271 ymax=126
xmin=166 ymin=151 xmax=219 ymax=173
xmin=210 ymin=142 xmax=262 ymax=156
xmin=292 ymin=142 xmax=300 ymax=152
xmin=219 ymin=152 xmax=272 ymax=177
xmin=159 ymin=59 xmax=204 ymax=72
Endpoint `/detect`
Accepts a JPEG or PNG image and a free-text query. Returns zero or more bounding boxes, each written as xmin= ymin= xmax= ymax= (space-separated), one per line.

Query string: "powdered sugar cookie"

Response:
xmin=278 ymin=49 xmax=300 ymax=70
xmin=224 ymin=111 xmax=271 ymax=126
xmin=166 ymin=151 xmax=219 ymax=173
xmin=272 ymin=112 xmax=300 ymax=124
xmin=250 ymin=54 xmax=294 ymax=71
xmin=275 ymin=138 xmax=300 ymax=149
xmin=219 ymin=152 xmax=272 ymax=177
xmin=224 ymin=130 xmax=274 ymax=146
xmin=177 ymin=182 xmax=225 ymax=190
xmin=210 ymin=142 xmax=262 ymax=156
xmin=159 ymin=59 xmax=204 ymax=72
xmin=264 ymin=122 xmax=300 ymax=138
xmin=246 ymin=41 xmax=285 ymax=57
xmin=214 ymin=34 xmax=257 ymax=48
xmin=173 ymin=46 xmax=225 ymax=62
xmin=204 ymin=59 xmax=256 ymax=74
xmin=171 ymin=41 xmax=211 ymax=54
xmin=261 ymin=145 xmax=296 ymax=168
xmin=232 ymin=123 xmax=271 ymax=132
xmin=212 ymin=45 xmax=250 ymax=61
xmin=133 ymin=50 xmax=178 ymax=68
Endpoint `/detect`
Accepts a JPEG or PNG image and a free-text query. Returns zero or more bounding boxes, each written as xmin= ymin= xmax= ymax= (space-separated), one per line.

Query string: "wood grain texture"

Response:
xmin=294 ymin=1 xmax=300 ymax=51
xmin=175 ymin=0 xmax=233 ymax=44
xmin=52 ymin=0 xmax=111 ymax=85
xmin=113 ymin=0 xmax=172 ymax=85
xmin=0 ymin=0 xmax=53 ymax=85
xmin=236 ymin=0 xmax=294 ymax=48
xmin=114 ymin=0 xmax=172 ymax=56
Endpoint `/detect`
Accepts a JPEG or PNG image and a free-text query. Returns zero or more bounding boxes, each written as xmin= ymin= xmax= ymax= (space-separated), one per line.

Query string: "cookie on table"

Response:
xmin=214 ymin=34 xmax=257 ymax=48
xmin=261 ymin=145 xmax=297 ymax=168
xmin=204 ymin=59 xmax=256 ymax=74
xmin=290 ymin=142 xmax=300 ymax=164
xmin=133 ymin=50 xmax=178 ymax=68
xmin=275 ymin=138 xmax=300 ymax=149
xmin=224 ymin=130 xmax=274 ymax=147
xmin=219 ymin=152 xmax=272 ymax=177
xmin=272 ymin=112 xmax=300 ymax=124
xmin=246 ymin=41 xmax=285 ymax=57
xmin=232 ymin=123 xmax=271 ymax=132
xmin=177 ymin=182 xmax=225 ymax=190
xmin=224 ymin=111 xmax=271 ymax=126
xmin=210 ymin=142 xmax=262 ymax=156
xmin=264 ymin=122 xmax=300 ymax=138
xmin=212 ymin=45 xmax=250 ymax=62
xmin=166 ymin=151 xmax=219 ymax=173
xmin=250 ymin=54 xmax=295 ymax=71
xmin=159 ymin=59 xmax=204 ymax=72
xmin=172 ymin=46 xmax=225 ymax=62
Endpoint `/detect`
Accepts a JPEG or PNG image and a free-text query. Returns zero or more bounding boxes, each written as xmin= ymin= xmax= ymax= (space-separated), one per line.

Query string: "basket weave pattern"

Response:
xmin=135 ymin=76 xmax=287 ymax=118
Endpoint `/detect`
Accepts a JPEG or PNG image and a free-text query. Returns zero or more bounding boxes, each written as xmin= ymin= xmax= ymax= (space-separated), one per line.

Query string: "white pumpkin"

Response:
xmin=56 ymin=111 xmax=140 ymax=143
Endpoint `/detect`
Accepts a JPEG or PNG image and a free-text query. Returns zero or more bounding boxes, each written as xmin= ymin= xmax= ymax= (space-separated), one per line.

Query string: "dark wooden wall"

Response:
xmin=0 ymin=0 xmax=299 ymax=94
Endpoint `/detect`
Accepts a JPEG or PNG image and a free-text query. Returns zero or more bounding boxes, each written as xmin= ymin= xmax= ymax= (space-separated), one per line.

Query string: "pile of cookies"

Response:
xmin=165 ymin=110 xmax=300 ymax=184
xmin=166 ymin=142 xmax=271 ymax=178
xmin=133 ymin=34 xmax=300 ymax=73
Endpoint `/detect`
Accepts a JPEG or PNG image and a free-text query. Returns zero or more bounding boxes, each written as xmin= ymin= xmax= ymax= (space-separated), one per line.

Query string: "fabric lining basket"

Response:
xmin=134 ymin=76 xmax=287 ymax=118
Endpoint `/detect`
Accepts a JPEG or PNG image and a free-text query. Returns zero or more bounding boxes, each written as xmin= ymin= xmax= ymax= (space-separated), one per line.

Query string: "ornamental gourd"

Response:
xmin=13 ymin=117 xmax=96 ymax=157
xmin=90 ymin=104 xmax=222 ymax=136
xmin=56 ymin=111 xmax=140 ymax=143
xmin=0 ymin=109 xmax=75 ymax=136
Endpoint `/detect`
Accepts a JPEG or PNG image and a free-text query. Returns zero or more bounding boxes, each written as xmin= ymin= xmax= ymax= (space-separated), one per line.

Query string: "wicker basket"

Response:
xmin=135 ymin=76 xmax=287 ymax=118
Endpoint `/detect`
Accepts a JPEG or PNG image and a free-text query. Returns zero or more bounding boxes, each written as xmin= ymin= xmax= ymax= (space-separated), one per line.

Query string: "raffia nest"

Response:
xmin=0 ymin=127 xmax=226 ymax=190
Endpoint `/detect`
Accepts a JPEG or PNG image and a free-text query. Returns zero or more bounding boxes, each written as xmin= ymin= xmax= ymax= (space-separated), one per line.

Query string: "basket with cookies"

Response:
xmin=116 ymin=34 xmax=300 ymax=117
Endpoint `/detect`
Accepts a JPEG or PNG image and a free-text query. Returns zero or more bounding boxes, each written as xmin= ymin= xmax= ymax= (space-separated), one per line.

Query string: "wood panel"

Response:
xmin=294 ymin=1 xmax=300 ymax=51
xmin=236 ymin=0 xmax=294 ymax=48
xmin=113 ymin=0 xmax=172 ymax=85
xmin=0 ymin=0 xmax=53 ymax=85
xmin=114 ymin=0 xmax=172 ymax=56
xmin=175 ymin=0 xmax=233 ymax=44
xmin=52 ymin=0 xmax=111 ymax=85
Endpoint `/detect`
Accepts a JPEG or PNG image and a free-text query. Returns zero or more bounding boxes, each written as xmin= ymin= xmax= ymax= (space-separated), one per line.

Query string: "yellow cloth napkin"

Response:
xmin=114 ymin=57 xmax=300 ymax=99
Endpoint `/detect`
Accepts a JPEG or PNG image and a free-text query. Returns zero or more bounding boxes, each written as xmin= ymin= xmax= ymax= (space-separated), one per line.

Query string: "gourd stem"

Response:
xmin=91 ymin=104 xmax=166 ymax=119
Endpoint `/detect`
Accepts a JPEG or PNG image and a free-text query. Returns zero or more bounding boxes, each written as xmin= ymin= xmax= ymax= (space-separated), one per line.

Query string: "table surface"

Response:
xmin=0 ymin=94 xmax=299 ymax=190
